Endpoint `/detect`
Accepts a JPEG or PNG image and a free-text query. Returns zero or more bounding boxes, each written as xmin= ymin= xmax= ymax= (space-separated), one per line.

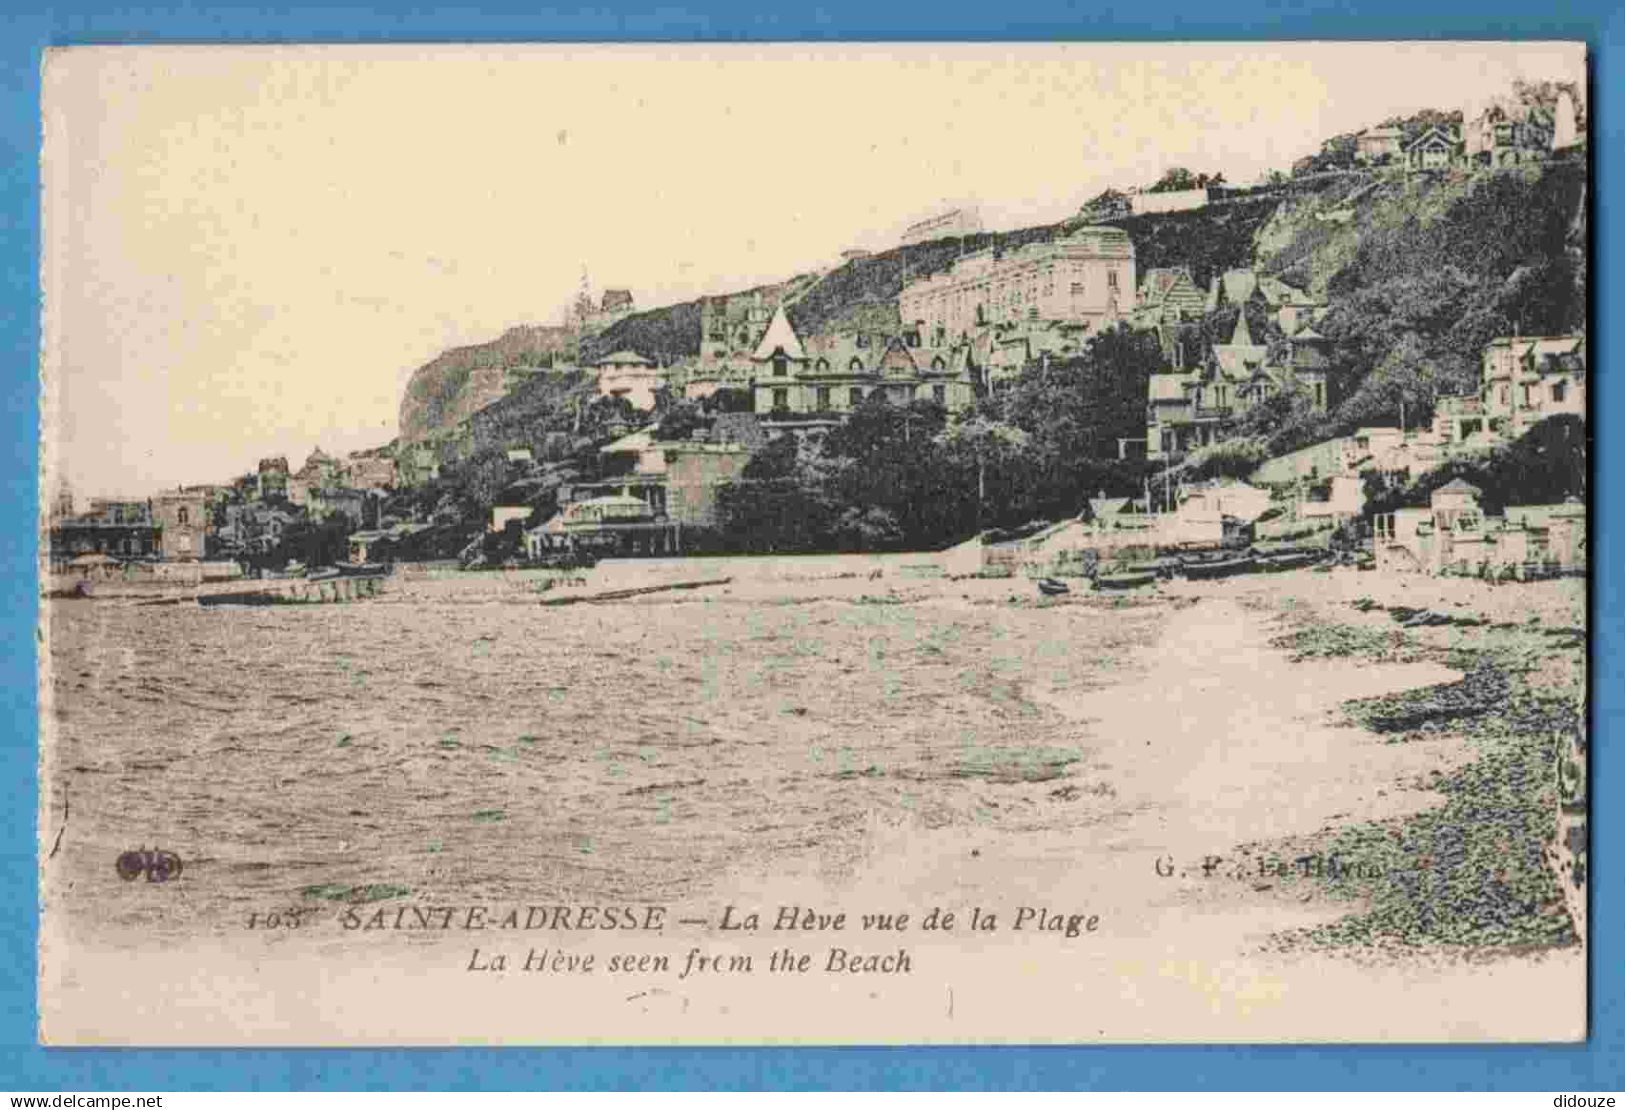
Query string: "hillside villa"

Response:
xmin=745 ymin=305 xmax=978 ymax=428
xmin=594 ymin=350 xmax=664 ymax=410
xmin=1354 ymin=125 xmax=1405 ymax=163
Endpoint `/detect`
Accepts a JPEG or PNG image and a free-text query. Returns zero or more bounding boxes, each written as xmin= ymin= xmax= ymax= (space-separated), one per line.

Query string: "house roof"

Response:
xmin=601 ymin=430 xmax=657 ymax=455
xmin=805 ymin=333 xmax=881 ymax=375
xmin=752 ymin=306 xmax=806 ymax=361
xmin=1149 ymin=373 xmax=1195 ymax=401
xmin=596 ymin=350 xmax=654 ymax=367
xmin=1139 ymin=267 xmax=1194 ymax=299
xmin=1360 ymin=125 xmax=1404 ymax=139
xmin=1218 ymin=269 xmax=1257 ymax=308
xmin=1406 ymin=125 xmax=1460 ymax=151
xmin=1435 ymin=478 xmax=1483 ymax=496
xmin=1211 ymin=344 xmax=1269 ymax=380
xmin=1527 ymin=336 xmax=1584 ymax=360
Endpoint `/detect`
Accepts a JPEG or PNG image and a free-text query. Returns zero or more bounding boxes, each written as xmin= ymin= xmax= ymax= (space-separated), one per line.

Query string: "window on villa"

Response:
xmin=177 ymin=507 xmax=189 ymax=525
xmin=1108 ymin=271 xmax=1119 ymax=290
xmin=849 ymin=387 xmax=864 ymax=408
xmin=773 ymin=354 xmax=788 ymax=377
xmin=932 ymin=384 xmax=946 ymax=405
xmin=931 ymin=356 xmax=945 ymax=372
xmin=1552 ymin=381 xmax=1567 ymax=402
xmin=849 ymin=357 xmax=864 ymax=373
xmin=815 ymin=358 xmax=829 ymax=372
xmin=772 ymin=388 xmax=789 ymax=412
xmin=856 ymin=333 xmax=870 ymax=348
xmin=816 ymin=386 xmax=831 ymax=412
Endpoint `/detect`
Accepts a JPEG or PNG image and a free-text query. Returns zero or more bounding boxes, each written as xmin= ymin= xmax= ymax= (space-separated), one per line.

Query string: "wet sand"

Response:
xmin=39 ymin=559 xmax=1585 ymax=1044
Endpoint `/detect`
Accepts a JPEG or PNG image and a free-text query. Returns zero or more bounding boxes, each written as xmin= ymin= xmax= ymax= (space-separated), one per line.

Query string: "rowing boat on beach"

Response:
xmin=1094 ymin=570 xmax=1158 ymax=591
xmin=1255 ymin=551 xmax=1322 ymax=573
xmin=1180 ymin=554 xmax=1257 ymax=580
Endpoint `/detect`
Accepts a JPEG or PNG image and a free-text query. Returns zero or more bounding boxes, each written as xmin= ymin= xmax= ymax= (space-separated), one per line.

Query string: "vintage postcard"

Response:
xmin=38 ymin=42 xmax=1589 ymax=1045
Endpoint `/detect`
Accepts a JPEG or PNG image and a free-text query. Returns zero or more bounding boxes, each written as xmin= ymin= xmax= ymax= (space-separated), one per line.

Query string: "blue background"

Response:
xmin=2 ymin=1 xmax=1618 ymax=1091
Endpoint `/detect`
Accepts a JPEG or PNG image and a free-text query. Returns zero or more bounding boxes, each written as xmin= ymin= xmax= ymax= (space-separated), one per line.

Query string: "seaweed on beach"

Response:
xmin=1271 ymin=622 xmax=1418 ymax=663
xmin=1342 ymin=666 xmax=1510 ymax=733
xmin=1278 ymin=656 xmax=1580 ymax=953
xmin=1294 ymin=727 xmax=1574 ymax=950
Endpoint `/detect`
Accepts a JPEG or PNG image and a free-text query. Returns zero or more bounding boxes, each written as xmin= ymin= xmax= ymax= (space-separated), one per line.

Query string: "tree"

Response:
xmin=656 ymin=397 xmax=710 ymax=442
xmin=936 ymin=415 xmax=1029 ymax=528
xmin=1149 ymin=168 xmax=1199 ymax=193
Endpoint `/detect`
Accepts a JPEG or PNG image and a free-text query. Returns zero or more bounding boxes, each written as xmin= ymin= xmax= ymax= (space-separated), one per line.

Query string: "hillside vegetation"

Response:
xmin=398 ymin=324 xmax=576 ymax=440
xmin=398 ymin=196 xmax=1290 ymax=441
xmin=387 ymin=145 xmax=1585 ymax=558
xmin=1250 ymin=160 xmax=1586 ymax=455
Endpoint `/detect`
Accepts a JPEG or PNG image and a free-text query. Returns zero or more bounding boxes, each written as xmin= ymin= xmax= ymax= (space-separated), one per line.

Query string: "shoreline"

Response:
xmin=39 ymin=563 xmax=1586 ymax=1042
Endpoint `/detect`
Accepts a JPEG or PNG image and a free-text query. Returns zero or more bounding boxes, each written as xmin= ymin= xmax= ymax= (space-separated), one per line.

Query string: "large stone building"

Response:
xmin=897 ymin=226 xmax=1136 ymax=349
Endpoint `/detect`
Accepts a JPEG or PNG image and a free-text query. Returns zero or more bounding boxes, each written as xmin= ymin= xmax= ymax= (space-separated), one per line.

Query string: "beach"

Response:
xmin=39 ymin=557 xmax=1586 ymax=1043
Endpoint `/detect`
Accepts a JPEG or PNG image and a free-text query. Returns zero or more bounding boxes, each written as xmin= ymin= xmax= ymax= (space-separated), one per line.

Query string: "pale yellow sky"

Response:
xmin=41 ymin=42 xmax=1583 ymax=498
